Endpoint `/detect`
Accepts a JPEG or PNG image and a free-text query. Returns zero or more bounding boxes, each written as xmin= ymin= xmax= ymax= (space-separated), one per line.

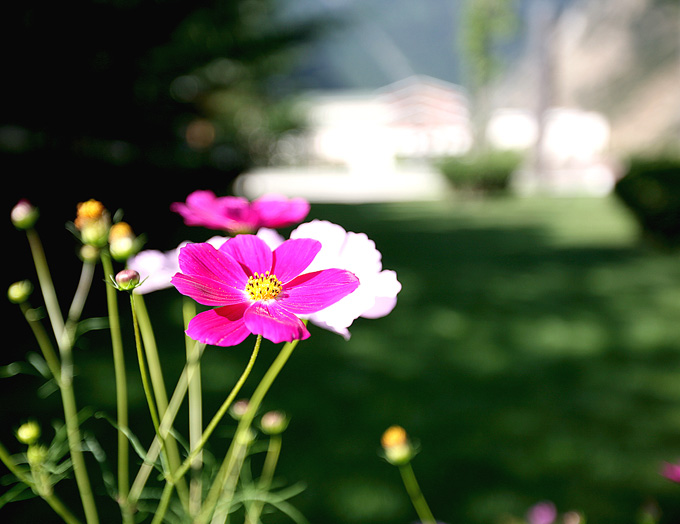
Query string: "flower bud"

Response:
xmin=380 ymin=425 xmax=414 ymax=466
xmin=26 ymin=444 xmax=49 ymax=466
xmin=79 ymin=244 xmax=100 ymax=263
xmin=260 ymin=410 xmax=289 ymax=435
xmin=115 ymin=269 xmax=141 ymax=291
xmin=74 ymin=199 xmax=110 ymax=247
xmin=16 ymin=420 xmax=41 ymax=445
xmin=109 ymin=221 xmax=139 ymax=261
xmin=229 ymin=399 xmax=250 ymax=420
xmin=11 ymin=199 xmax=39 ymax=230
xmin=8 ymin=280 xmax=33 ymax=304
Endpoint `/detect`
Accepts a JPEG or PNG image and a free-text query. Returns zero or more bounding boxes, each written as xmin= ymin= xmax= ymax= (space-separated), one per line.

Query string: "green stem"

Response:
xmin=150 ymin=481 xmax=176 ymax=524
xmin=19 ymin=301 xmax=62 ymax=384
xmin=100 ymin=251 xmax=130 ymax=522
xmin=174 ymin=335 xmax=262 ymax=484
xmin=0 ymin=441 xmax=83 ymax=524
xmin=25 ymin=230 xmax=99 ymax=524
xmin=183 ymin=298 xmax=203 ymax=517
xmin=26 ymin=228 xmax=65 ymax=340
xmin=245 ymin=434 xmax=282 ymax=524
xmin=128 ymin=342 xmax=206 ymax=506
xmin=398 ymin=462 xmax=436 ymax=524
xmin=198 ymin=338 xmax=301 ymax=524
xmin=133 ymin=294 xmax=189 ymax=508
xmin=128 ymin=293 xmax=163 ymax=448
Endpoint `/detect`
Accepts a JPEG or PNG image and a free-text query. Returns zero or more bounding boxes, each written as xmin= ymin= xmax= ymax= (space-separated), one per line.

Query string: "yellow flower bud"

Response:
xmin=381 ymin=425 xmax=414 ymax=465
xmin=16 ymin=420 xmax=41 ymax=445
xmin=74 ymin=199 xmax=110 ymax=247
xmin=8 ymin=280 xmax=33 ymax=304
xmin=109 ymin=222 xmax=139 ymax=261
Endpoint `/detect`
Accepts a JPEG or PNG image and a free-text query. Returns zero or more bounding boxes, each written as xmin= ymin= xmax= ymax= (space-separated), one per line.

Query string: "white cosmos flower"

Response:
xmin=127 ymin=236 xmax=228 ymax=294
xmin=257 ymin=220 xmax=401 ymax=339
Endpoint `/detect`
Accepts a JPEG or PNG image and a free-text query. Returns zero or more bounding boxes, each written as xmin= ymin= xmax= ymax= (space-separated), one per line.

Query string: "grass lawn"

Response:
xmin=4 ymin=195 xmax=680 ymax=524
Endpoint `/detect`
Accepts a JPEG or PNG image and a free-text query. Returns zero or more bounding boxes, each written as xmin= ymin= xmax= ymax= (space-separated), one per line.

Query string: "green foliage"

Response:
xmin=459 ymin=0 xmax=520 ymax=89
xmin=613 ymin=154 xmax=680 ymax=248
xmin=436 ymin=149 xmax=523 ymax=194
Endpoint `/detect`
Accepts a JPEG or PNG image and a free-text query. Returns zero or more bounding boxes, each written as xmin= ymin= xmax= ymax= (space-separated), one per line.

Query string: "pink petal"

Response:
xmin=252 ymin=194 xmax=310 ymax=228
xmin=281 ymin=269 xmax=359 ymax=314
xmin=172 ymin=273 xmax=247 ymax=306
xmin=185 ymin=304 xmax=252 ymax=347
xmin=219 ymin=235 xmax=273 ymax=276
xmin=271 ymin=238 xmax=322 ymax=283
xmin=244 ymin=302 xmax=310 ymax=343
xmin=173 ymin=243 xmax=248 ymax=304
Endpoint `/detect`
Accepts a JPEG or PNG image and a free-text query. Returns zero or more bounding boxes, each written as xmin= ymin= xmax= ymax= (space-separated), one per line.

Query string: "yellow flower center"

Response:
xmin=245 ymin=271 xmax=282 ymax=301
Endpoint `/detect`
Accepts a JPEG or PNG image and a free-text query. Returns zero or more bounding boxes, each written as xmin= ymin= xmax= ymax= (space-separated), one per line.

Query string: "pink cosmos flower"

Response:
xmin=171 ymin=234 xmax=360 ymax=346
xmin=661 ymin=461 xmax=680 ymax=483
xmin=170 ymin=190 xmax=310 ymax=233
xmin=257 ymin=220 xmax=401 ymax=339
xmin=526 ymin=501 xmax=557 ymax=524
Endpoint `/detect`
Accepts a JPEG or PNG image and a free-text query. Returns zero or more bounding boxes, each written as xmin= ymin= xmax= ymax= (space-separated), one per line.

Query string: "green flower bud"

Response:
xmin=115 ymin=269 xmax=141 ymax=291
xmin=11 ymin=200 xmax=39 ymax=230
xmin=79 ymin=244 xmax=100 ymax=263
xmin=229 ymin=399 xmax=249 ymax=420
xmin=260 ymin=410 xmax=289 ymax=435
xmin=16 ymin=420 xmax=41 ymax=445
xmin=26 ymin=444 xmax=49 ymax=466
xmin=8 ymin=280 xmax=33 ymax=304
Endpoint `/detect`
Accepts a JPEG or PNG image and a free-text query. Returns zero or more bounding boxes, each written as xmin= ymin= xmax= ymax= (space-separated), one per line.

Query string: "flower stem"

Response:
xmin=128 ymin=342 xmax=206 ymax=506
xmin=26 ymin=228 xmax=64 ymax=340
xmin=25 ymin=229 xmax=99 ymax=524
xmin=128 ymin=293 xmax=163 ymax=452
xmin=133 ymin=293 xmax=189 ymax=508
xmin=245 ymin=434 xmax=282 ymax=524
xmin=198 ymin=337 xmax=301 ymax=524
xmin=398 ymin=462 xmax=436 ymax=524
xmin=100 ymin=251 xmax=131 ymax=522
xmin=0 ymin=441 xmax=83 ymax=524
xmin=183 ymin=298 xmax=203 ymax=517
xmin=149 ymin=335 xmax=263 ymax=524
xmin=150 ymin=481 xmax=176 ymax=524
xmin=174 ymin=335 xmax=263 ymax=484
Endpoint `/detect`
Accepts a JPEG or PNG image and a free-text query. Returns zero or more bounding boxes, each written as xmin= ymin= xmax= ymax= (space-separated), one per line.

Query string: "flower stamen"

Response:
xmin=245 ymin=271 xmax=282 ymax=301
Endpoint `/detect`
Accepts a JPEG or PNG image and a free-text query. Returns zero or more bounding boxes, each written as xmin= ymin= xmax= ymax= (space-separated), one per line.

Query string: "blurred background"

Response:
xmin=3 ymin=0 xmax=680 ymax=523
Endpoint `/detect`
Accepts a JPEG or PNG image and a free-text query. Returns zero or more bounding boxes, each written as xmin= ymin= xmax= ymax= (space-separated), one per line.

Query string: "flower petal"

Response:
xmin=251 ymin=194 xmax=310 ymax=228
xmin=271 ymin=238 xmax=322 ymax=283
xmin=281 ymin=269 xmax=359 ymax=314
xmin=172 ymin=243 xmax=248 ymax=305
xmin=185 ymin=304 xmax=252 ymax=347
xmin=244 ymin=302 xmax=310 ymax=343
xmin=219 ymin=235 xmax=273 ymax=276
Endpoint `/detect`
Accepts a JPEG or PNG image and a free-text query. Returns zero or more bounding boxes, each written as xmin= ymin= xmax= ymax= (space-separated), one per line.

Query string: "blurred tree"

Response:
xmin=459 ymin=0 xmax=519 ymax=151
xmin=1 ymin=0 xmax=325 ymax=209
